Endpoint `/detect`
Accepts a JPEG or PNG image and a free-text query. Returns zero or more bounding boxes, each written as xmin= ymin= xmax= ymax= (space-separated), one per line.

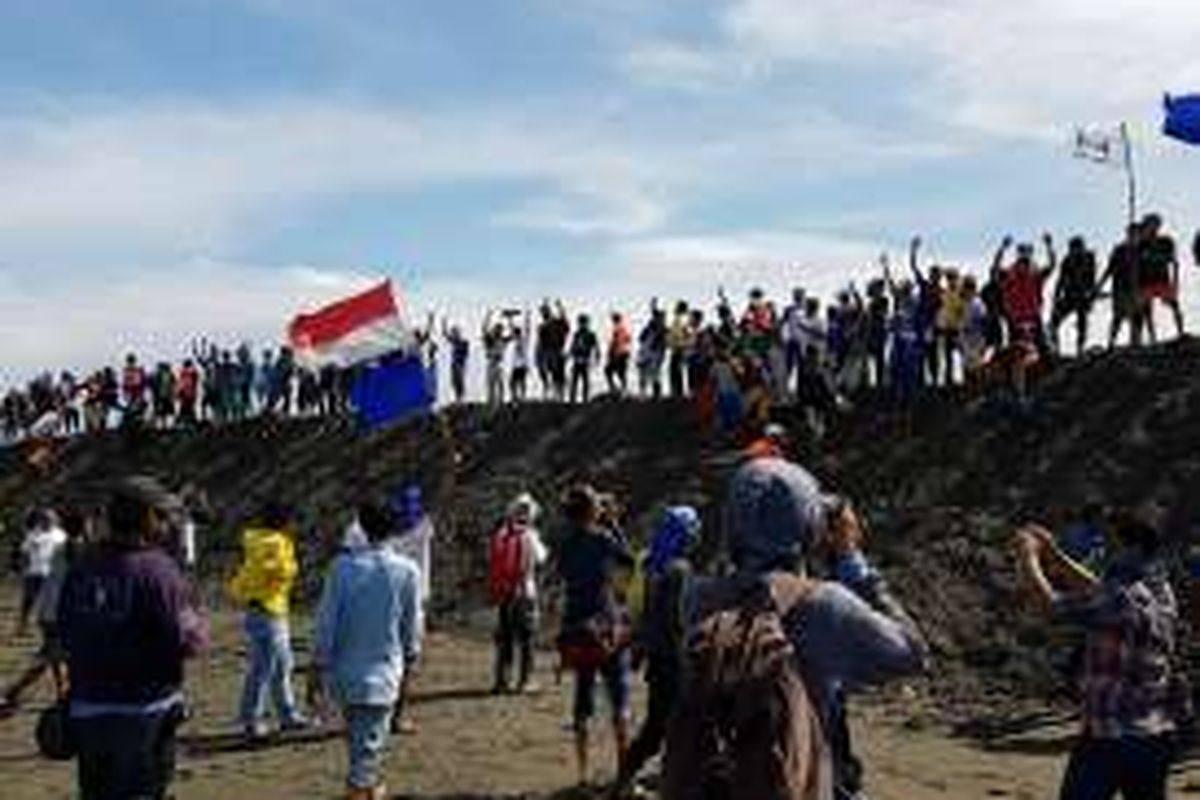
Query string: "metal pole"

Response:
xmin=1121 ymin=122 xmax=1137 ymax=224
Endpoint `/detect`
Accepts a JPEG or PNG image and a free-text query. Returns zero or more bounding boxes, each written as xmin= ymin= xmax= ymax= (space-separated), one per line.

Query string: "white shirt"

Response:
xmin=512 ymin=328 xmax=531 ymax=371
xmin=388 ymin=516 xmax=434 ymax=603
xmin=798 ymin=313 xmax=828 ymax=361
xmin=22 ymin=526 xmax=67 ymax=578
xmin=518 ymin=525 xmax=549 ymax=600
xmin=342 ymin=519 xmax=370 ymax=552
xmin=782 ymin=303 xmax=806 ymax=344
xmin=179 ymin=519 xmax=198 ymax=568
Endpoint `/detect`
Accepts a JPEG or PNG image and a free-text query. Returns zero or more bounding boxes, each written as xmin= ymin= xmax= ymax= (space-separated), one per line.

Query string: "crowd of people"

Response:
xmin=1 ymin=340 xmax=355 ymax=443
xmin=4 ymin=219 xmax=1198 ymax=444
xmin=1 ymin=417 xmax=1190 ymax=799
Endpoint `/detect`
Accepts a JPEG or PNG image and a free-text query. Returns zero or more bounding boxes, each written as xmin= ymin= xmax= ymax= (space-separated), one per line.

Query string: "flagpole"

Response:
xmin=1120 ymin=122 xmax=1138 ymax=224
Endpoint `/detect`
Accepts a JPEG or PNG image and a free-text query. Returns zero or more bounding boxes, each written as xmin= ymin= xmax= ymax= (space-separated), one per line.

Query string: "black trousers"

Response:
xmin=622 ymin=660 xmax=679 ymax=783
xmin=1059 ymin=734 xmax=1173 ymax=800
xmin=494 ymin=598 xmax=536 ymax=689
xmin=74 ymin=709 xmax=181 ymax=800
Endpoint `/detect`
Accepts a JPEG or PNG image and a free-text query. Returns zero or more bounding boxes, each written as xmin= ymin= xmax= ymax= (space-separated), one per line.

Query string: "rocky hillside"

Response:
xmin=3 ymin=340 xmax=1200 ymax=722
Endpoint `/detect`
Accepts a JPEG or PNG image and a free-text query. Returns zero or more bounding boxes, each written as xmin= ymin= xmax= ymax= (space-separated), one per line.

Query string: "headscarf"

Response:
xmin=645 ymin=505 xmax=700 ymax=578
xmin=724 ymin=457 xmax=836 ymax=574
xmin=392 ymin=484 xmax=424 ymax=533
xmin=506 ymin=492 xmax=541 ymax=525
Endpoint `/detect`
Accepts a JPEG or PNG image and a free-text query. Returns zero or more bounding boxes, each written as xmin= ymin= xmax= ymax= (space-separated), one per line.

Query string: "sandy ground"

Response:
xmin=2 ymin=589 xmax=1200 ymax=800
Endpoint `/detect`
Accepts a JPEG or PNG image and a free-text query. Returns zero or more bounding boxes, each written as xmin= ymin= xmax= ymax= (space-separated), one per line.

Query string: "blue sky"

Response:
xmin=2 ymin=0 xmax=1200 ymax=382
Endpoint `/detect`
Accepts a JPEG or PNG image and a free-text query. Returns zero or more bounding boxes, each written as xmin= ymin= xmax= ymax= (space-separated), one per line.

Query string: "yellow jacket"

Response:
xmin=228 ymin=527 xmax=298 ymax=617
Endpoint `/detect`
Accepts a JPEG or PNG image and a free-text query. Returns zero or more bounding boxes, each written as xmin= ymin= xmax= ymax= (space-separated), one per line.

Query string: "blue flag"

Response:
xmin=1164 ymin=93 xmax=1200 ymax=146
xmin=349 ymin=355 xmax=431 ymax=429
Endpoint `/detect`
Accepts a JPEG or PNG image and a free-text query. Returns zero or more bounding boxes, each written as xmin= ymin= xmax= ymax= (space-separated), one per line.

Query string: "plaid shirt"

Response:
xmin=1053 ymin=557 xmax=1184 ymax=739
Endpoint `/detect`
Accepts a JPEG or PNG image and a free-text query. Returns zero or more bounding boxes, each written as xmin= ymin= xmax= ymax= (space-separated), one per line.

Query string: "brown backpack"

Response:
xmin=662 ymin=572 xmax=831 ymax=800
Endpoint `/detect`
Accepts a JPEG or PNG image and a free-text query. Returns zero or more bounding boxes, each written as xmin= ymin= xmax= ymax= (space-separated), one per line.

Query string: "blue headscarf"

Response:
xmin=392 ymin=484 xmax=424 ymax=532
xmin=645 ymin=506 xmax=700 ymax=578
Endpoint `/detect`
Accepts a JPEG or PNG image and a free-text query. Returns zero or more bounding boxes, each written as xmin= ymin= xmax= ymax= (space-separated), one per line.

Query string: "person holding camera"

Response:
xmin=1012 ymin=511 xmax=1187 ymax=800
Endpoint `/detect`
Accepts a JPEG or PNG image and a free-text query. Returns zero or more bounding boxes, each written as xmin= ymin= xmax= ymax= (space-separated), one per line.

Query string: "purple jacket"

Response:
xmin=58 ymin=545 xmax=208 ymax=706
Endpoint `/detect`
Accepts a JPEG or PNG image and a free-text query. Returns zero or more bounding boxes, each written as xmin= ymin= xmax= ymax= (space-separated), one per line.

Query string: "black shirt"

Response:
xmin=1138 ymin=235 xmax=1176 ymax=287
xmin=1056 ymin=250 xmax=1097 ymax=303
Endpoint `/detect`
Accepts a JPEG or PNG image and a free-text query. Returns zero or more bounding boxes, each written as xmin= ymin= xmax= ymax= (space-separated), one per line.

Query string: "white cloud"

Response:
xmin=0 ymin=100 xmax=678 ymax=256
xmin=492 ymin=173 xmax=668 ymax=236
xmin=0 ymin=260 xmax=381 ymax=385
xmin=723 ymin=0 xmax=1200 ymax=138
xmin=622 ymin=42 xmax=754 ymax=91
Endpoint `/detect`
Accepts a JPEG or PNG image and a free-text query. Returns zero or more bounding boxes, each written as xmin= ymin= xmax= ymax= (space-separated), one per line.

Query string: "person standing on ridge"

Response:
xmin=606 ymin=312 xmax=633 ymax=397
xmin=442 ymin=320 xmax=470 ymax=404
xmin=909 ymin=237 xmax=944 ymax=386
xmin=636 ymin=302 xmax=667 ymax=399
xmin=510 ymin=309 xmax=532 ymax=403
xmin=1137 ymin=213 xmax=1185 ymax=343
xmin=569 ymin=315 xmax=601 ymax=404
xmin=1051 ymin=236 xmax=1099 ymax=356
xmin=994 ymin=233 xmax=1057 ymax=360
xmin=1098 ymin=223 xmax=1144 ymax=349
xmin=666 ymin=302 xmax=694 ymax=398
xmin=540 ymin=300 xmax=571 ymax=401
xmin=482 ymin=311 xmax=511 ymax=406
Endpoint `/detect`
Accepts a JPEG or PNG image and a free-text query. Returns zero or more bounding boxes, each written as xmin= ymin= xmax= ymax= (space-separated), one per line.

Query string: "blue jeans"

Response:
xmin=1059 ymin=735 xmax=1173 ymax=800
xmin=573 ymin=649 xmax=631 ymax=730
xmin=344 ymin=705 xmax=394 ymax=789
xmin=238 ymin=610 xmax=301 ymax=729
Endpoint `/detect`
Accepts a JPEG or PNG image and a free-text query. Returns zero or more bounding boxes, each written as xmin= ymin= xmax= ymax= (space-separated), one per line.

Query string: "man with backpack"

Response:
xmin=662 ymin=457 xmax=927 ymax=800
xmin=489 ymin=493 xmax=548 ymax=694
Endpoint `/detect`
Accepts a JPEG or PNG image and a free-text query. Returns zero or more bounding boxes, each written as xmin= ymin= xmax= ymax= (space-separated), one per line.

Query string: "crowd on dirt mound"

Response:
xmin=1 ymin=415 xmax=1193 ymax=800
xmin=4 ymin=217 xmax=1199 ymax=444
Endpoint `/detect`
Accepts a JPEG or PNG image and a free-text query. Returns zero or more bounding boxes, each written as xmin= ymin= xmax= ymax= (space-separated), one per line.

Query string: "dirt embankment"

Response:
xmin=4 ymin=341 xmax=1200 ymax=723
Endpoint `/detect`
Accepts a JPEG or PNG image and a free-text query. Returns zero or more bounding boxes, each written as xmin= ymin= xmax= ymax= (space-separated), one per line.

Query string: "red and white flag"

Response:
xmin=287 ymin=280 xmax=411 ymax=366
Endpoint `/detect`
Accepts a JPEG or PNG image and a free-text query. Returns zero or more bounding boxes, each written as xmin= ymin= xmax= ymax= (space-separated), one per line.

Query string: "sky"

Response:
xmin=2 ymin=0 xmax=1200 ymax=385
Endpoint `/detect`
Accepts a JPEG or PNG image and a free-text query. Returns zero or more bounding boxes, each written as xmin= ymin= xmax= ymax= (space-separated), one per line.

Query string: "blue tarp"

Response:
xmin=349 ymin=355 xmax=431 ymax=430
xmin=1164 ymin=93 xmax=1200 ymax=146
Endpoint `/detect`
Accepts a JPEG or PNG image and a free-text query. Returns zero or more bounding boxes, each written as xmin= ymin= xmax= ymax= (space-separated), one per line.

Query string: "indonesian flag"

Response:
xmin=287 ymin=280 xmax=411 ymax=367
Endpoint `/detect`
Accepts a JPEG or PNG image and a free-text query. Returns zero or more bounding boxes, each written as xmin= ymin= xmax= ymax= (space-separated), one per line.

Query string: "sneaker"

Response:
xmin=391 ymin=716 xmax=418 ymax=736
xmin=241 ymin=722 xmax=269 ymax=744
xmin=517 ymin=681 xmax=542 ymax=695
xmin=280 ymin=716 xmax=310 ymax=733
xmin=346 ymin=784 xmax=388 ymax=800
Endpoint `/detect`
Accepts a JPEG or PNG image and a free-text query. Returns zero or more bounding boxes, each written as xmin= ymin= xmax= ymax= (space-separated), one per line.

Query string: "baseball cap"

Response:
xmin=113 ymin=475 xmax=184 ymax=516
